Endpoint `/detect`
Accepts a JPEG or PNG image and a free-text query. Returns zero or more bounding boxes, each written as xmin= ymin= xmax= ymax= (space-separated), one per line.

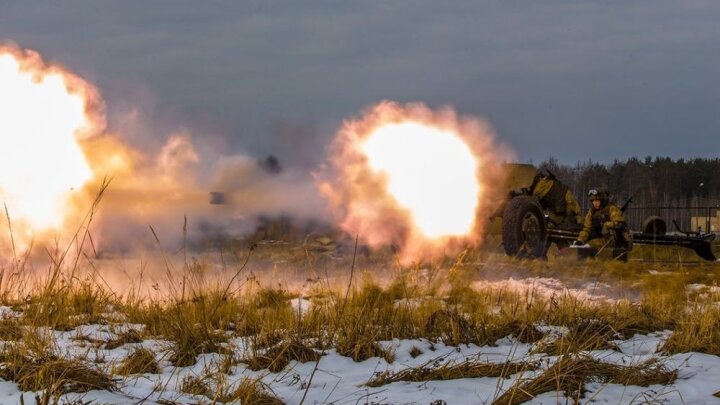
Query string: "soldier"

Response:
xmin=529 ymin=171 xmax=582 ymax=230
xmin=573 ymin=188 xmax=633 ymax=261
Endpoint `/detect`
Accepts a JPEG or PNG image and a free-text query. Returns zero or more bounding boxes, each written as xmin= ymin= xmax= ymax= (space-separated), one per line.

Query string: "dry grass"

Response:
xmin=533 ymin=319 xmax=618 ymax=355
xmin=105 ymin=328 xmax=144 ymax=350
xmin=0 ymin=264 xmax=707 ymax=403
xmin=493 ymin=355 xmax=677 ymax=405
xmin=179 ymin=374 xmax=212 ymax=397
xmin=0 ymin=343 xmax=116 ymax=396
xmin=661 ymin=305 xmax=720 ymax=355
xmin=21 ymin=277 xmax=115 ymax=331
xmin=244 ymin=339 xmax=320 ymax=372
xmin=253 ymin=286 xmax=294 ymax=310
xmin=336 ymin=333 xmax=395 ymax=363
xmin=217 ymin=377 xmax=285 ymax=405
xmin=0 ymin=189 xmax=717 ymax=403
xmin=0 ymin=317 xmax=24 ymax=341
xmin=124 ymin=303 xmax=230 ymax=368
xmin=124 ymin=285 xmax=242 ymax=367
xmin=180 ymin=374 xmax=284 ymax=404
xmin=367 ymin=359 xmax=536 ymax=387
xmin=424 ymin=309 xmax=478 ymax=346
xmin=114 ymin=347 xmax=159 ymax=375
xmin=5 ymin=256 xmax=719 ymax=355
xmin=8 ymin=258 xmax=704 ymax=403
xmin=168 ymin=324 xmax=229 ymax=367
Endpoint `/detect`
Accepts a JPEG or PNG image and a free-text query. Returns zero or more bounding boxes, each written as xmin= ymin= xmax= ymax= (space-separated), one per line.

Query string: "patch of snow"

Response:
xmin=290 ymin=297 xmax=312 ymax=316
xmin=474 ymin=276 xmax=620 ymax=303
xmin=2 ymin=322 xmax=720 ymax=404
xmin=0 ymin=306 xmax=20 ymax=319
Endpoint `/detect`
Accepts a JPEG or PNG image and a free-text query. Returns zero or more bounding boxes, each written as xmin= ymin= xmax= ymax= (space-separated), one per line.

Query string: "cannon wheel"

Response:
xmin=502 ymin=196 xmax=547 ymax=258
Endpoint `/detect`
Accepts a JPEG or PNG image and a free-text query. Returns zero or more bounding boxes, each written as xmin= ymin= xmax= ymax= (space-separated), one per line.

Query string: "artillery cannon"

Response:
xmin=496 ymin=165 xmax=717 ymax=261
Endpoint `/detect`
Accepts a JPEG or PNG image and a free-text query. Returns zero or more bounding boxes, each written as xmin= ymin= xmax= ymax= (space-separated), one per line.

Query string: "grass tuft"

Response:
xmin=254 ymin=287 xmax=293 ymax=310
xmin=660 ymin=306 xmax=720 ymax=356
xmin=409 ymin=346 xmax=423 ymax=358
xmin=169 ymin=324 xmax=228 ymax=367
xmin=425 ymin=309 xmax=477 ymax=346
xmin=336 ymin=333 xmax=394 ymax=363
xmin=114 ymin=347 xmax=159 ymax=375
xmin=0 ymin=318 xmax=24 ymax=341
xmin=492 ymin=355 xmax=677 ymax=405
xmin=180 ymin=374 xmax=285 ymax=404
xmin=105 ymin=328 xmax=144 ymax=350
xmin=218 ymin=377 xmax=285 ymax=404
xmin=533 ymin=319 xmax=618 ymax=355
xmin=0 ymin=345 xmax=116 ymax=395
xmin=368 ymin=359 xmax=535 ymax=387
xmin=244 ymin=339 xmax=320 ymax=372
xmin=179 ymin=375 xmax=212 ymax=397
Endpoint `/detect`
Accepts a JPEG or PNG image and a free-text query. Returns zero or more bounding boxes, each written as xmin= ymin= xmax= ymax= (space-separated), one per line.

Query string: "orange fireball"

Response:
xmin=362 ymin=122 xmax=480 ymax=238
xmin=0 ymin=46 xmax=104 ymax=246
xmin=321 ymin=101 xmax=511 ymax=263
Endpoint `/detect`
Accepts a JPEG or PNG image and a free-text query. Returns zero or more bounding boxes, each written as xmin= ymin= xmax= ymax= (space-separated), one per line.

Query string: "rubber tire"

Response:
xmin=502 ymin=196 xmax=547 ymax=259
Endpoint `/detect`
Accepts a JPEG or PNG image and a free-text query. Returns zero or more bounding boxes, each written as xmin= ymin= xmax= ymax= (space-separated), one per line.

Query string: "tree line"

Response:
xmin=537 ymin=156 xmax=720 ymax=230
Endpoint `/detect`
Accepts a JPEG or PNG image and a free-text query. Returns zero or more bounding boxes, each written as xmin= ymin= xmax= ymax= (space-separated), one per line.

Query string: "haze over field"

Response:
xmin=2 ymin=2 xmax=720 ymax=254
xmin=0 ymin=45 xmax=508 ymax=262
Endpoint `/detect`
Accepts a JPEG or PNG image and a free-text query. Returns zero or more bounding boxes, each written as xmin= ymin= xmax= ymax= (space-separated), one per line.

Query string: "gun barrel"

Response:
xmin=548 ymin=229 xmax=717 ymax=261
xmin=546 ymin=229 xmax=581 ymax=244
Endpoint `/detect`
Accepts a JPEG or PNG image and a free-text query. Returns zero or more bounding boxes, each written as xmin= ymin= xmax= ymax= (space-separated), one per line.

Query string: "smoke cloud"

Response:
xmin=318 ymin=100 xmax=514 ymax=262
xmin=0 ymin=43 xmax=329 ymax=259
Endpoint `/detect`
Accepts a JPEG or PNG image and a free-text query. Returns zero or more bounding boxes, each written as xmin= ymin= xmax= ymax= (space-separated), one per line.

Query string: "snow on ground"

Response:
xmin=473 ymin=276 xmax=622 ymax=303
xmin=0 ymin=325 xmax=719 ymax=404
xmin=0 ymin=273 xmax=717 ymax=404
xmin=0 ymin=307 xmax=20 ymax=319
xmin=290 ymin=297 xmax=312 ymax=317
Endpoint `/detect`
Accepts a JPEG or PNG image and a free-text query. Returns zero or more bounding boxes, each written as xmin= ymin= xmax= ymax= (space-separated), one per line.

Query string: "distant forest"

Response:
xmin=536 ymin=157 xmax=720 ymax=230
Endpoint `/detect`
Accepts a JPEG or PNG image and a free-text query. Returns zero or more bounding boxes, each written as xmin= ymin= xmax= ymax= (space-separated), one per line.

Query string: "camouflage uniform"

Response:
xmin=530 ymin=175 xmax=582 ymax=229
xmin=577 ymin=190 xmax=633 ymax=261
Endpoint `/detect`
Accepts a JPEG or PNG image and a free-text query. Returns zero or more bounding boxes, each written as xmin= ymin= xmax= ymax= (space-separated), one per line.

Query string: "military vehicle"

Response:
xmin=495 ymin=164 xmax=717 ymax=261
xmin=209 ymin=162 xmax=716 ymax=261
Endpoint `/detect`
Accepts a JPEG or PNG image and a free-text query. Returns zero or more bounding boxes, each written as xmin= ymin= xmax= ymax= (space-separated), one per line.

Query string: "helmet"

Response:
xmin=588 ymin=188 xmax=609 ymax=204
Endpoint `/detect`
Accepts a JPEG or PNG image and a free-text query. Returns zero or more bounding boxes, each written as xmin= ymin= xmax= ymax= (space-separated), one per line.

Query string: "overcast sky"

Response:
xmin=2 ymin=1 xmax=719 ymax=165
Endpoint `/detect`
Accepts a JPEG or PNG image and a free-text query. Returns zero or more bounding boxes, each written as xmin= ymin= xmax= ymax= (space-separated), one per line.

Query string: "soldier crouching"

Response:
xmin=573 ymin=188 xmax=633 ymax=261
